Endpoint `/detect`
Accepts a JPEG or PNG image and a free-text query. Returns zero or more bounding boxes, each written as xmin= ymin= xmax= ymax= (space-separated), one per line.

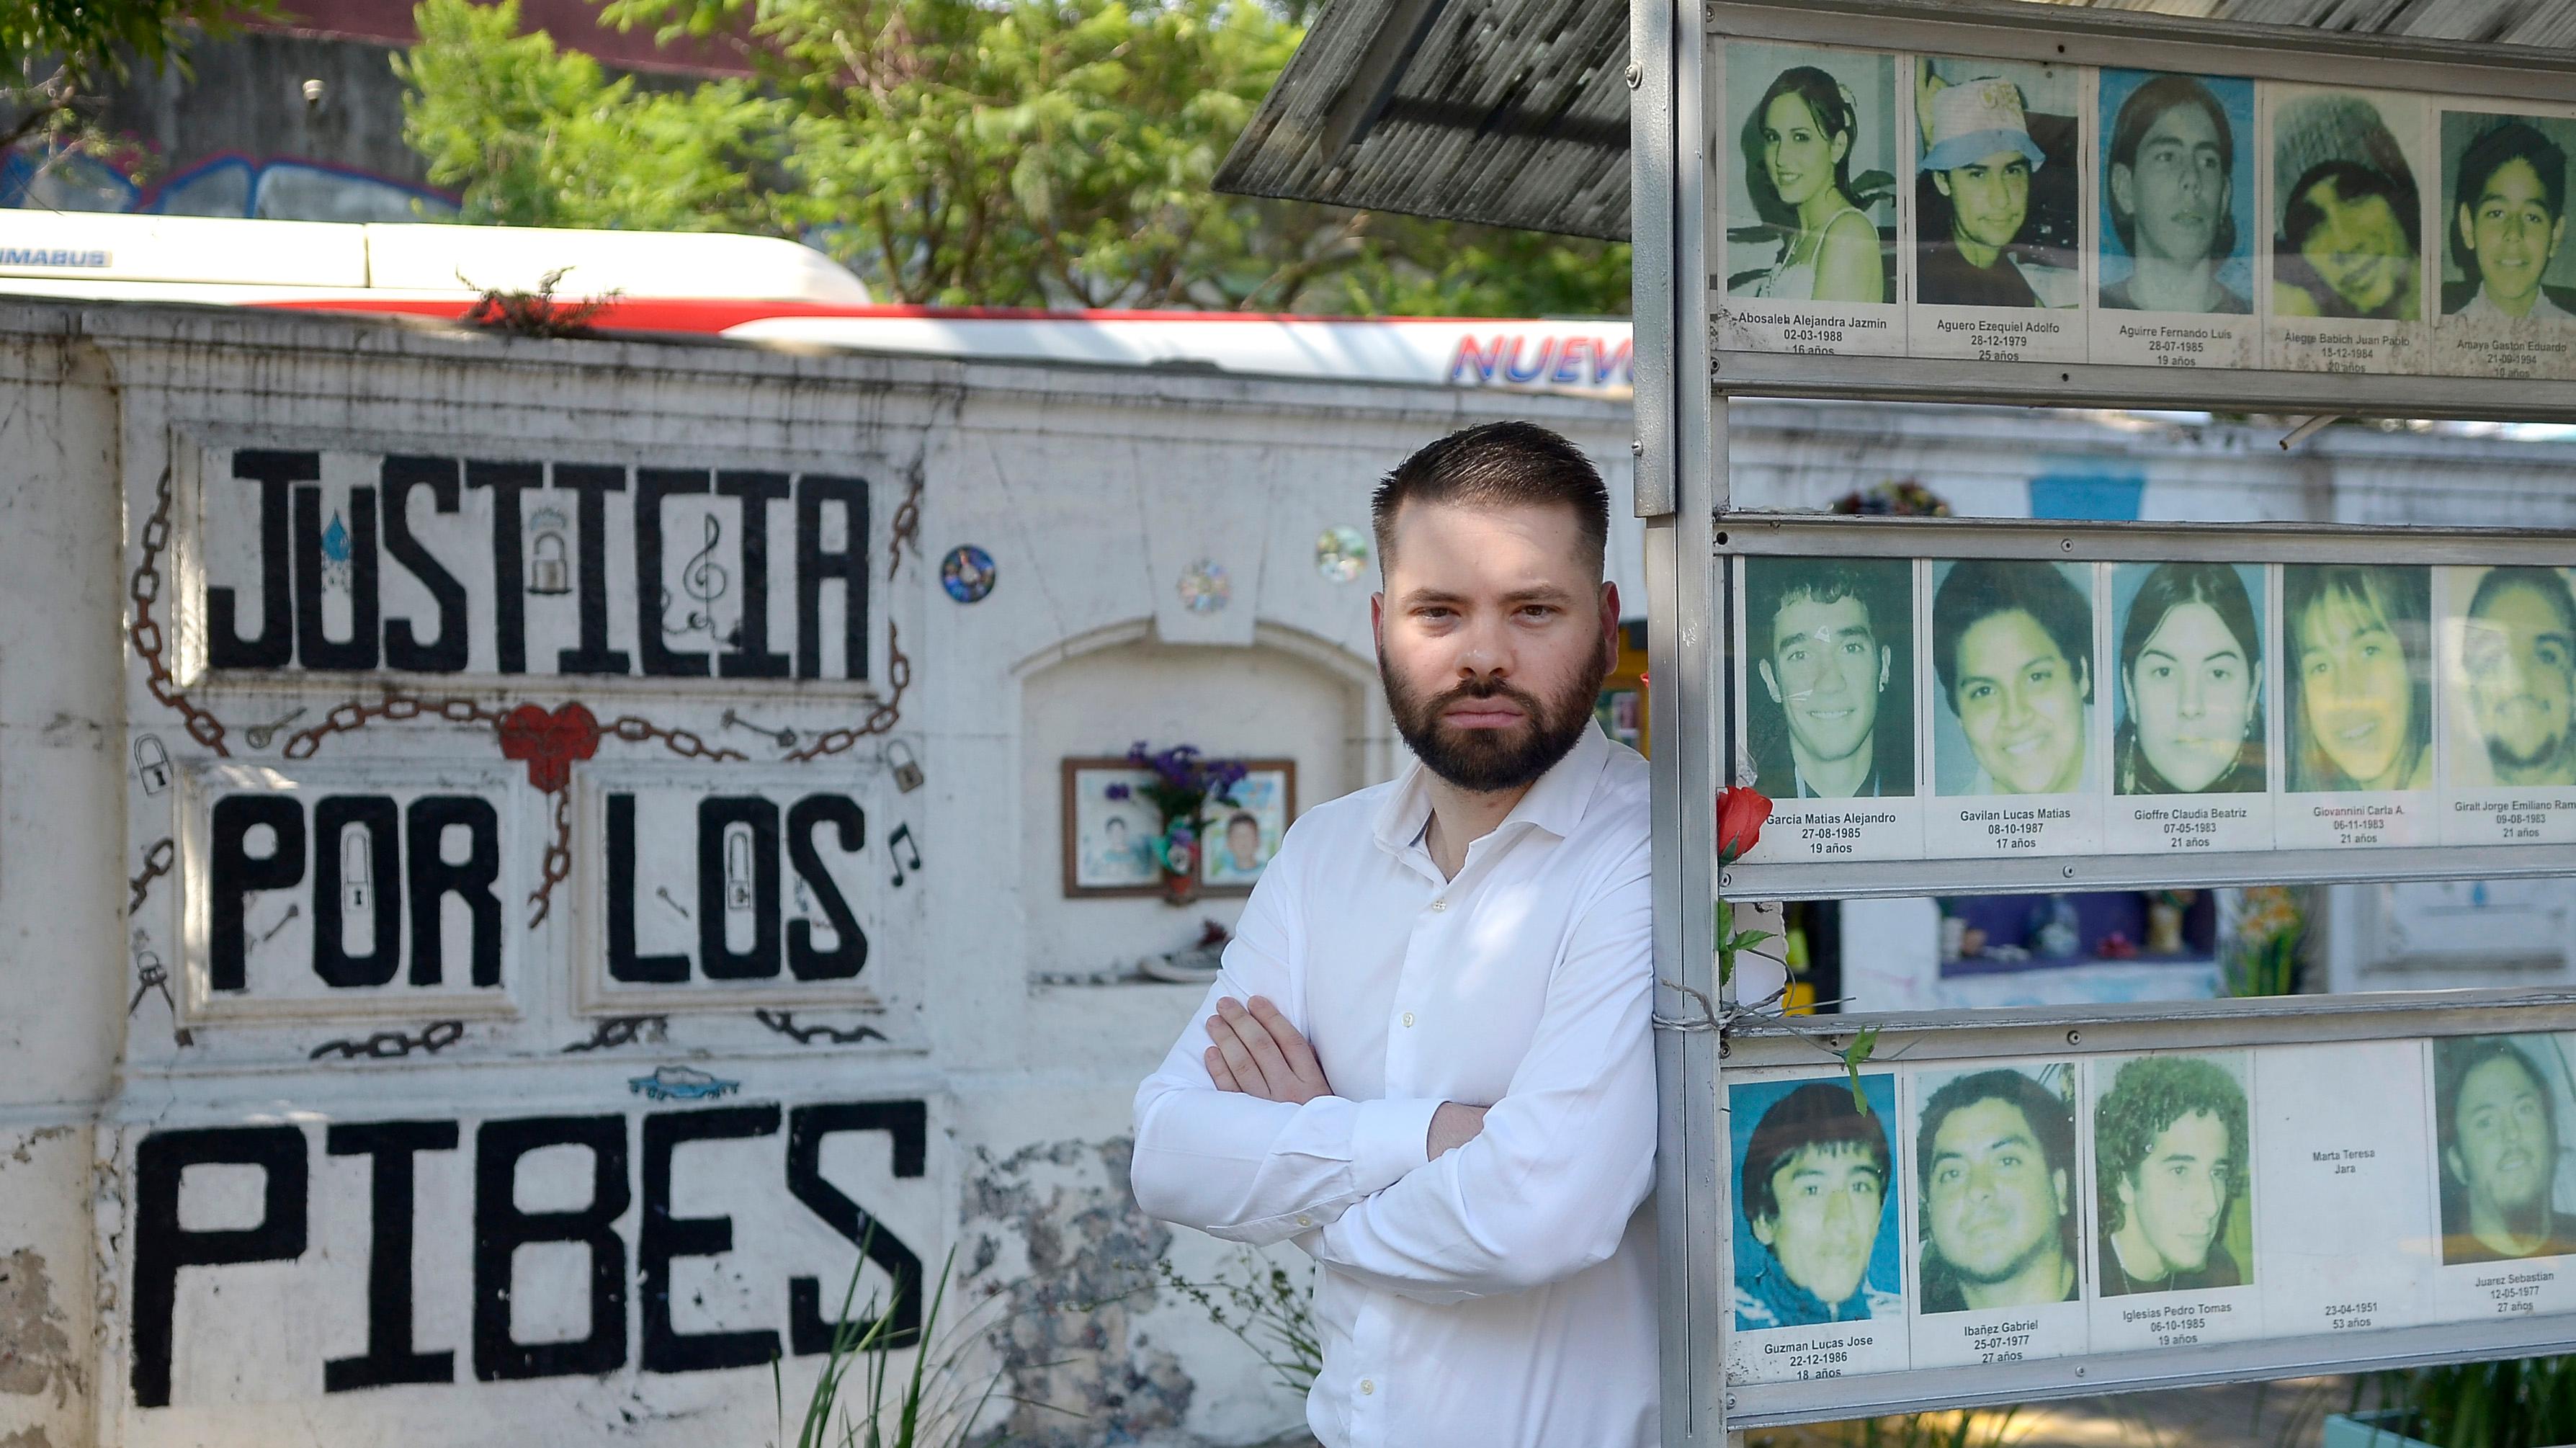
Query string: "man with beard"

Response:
xmin=1132 ymin=421 xmax=1655 ymax=1448
xmin=2462 ymin=568 xmax=2576 ymax=788
xmin=2438 ymin=1037 xmax=2576 ymax=1264
xmin=2094 ymin=1056 xmax=2249 ymax=1296
xmin=1917 ymin=1070 xmax=2079 ymax=1313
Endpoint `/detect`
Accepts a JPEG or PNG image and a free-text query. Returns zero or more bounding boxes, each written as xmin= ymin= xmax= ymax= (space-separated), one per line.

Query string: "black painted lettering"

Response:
xmin=294 ymin=484 xmax=381 ymax=670
xmin=787 ymin=795 xmax=867 ymax=980
xmin=635 ymin=468 xmax=712 ymax=678
xmin=607 ymin=794 xmax=689 ymax=983
xmin=717 ymin=471 xmax=790 ymax=679
xmin=313 ymin=795 xmax=402 ymax=988
xmin=787 ymin=1101 xmax=926 ymax=1355
xmin=698 ymin=797 xmax=780 ymax=979
xmin=406 ymin=797 xmax=501 ymax=988
xmin=133 ymin=1125 xmax=309 ymax=1408
xmin=795 ymin=475 xmax=868 ymax=680
xmin=324 ymin=1120 xmax=459 ymax=1392
xmin=641 ymin=1105 xmax=783 ymax=1373
xmin=207 ymin=450 xmax=311 ymax=669
xmin=473 ymin=1115 xmax=630 ymax=1381
xmin=380 ymin=456 xmax=470 ymax=673
xmin=553 ymin=463 xmax=632 ymax=675
xmin=210 ymin=795 xmax=305 ymax=992
xmin=465 ymin=460 xmax=541 ymax=674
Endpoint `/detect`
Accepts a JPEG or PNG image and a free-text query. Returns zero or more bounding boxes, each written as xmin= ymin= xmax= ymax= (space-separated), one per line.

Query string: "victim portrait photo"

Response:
xmin=1745 ymin=557 xmax=1916 ymax=800
xmin=2284 ymin=564 xmax=2433 ymax=793
xmin=2112 ymin=563 xmax=2267 ymax=795
xmin=2436 ymin=1034 xmax=2576 ymax=1266
xmin=1914 ymin=58 xmax=2083 ymax=310
xmin=1726 ymin=43 xmax=1898 ymax=305
xmin=1914 ymin=1063 xmax=2082 ymax=1313
xmin=2093 ymin=1053 xmax=2255 ymax=1297
xmin=2272 ymin=91 xmax=2426 ymax=323
xmin=1731 ymin=1074 xmax=1904 ymax=1331
xmin=2098 ymin=71 xmax=2255 ymax=315
xmin=1932 ymin=560 xmax=2098 ymax=797
xmin=2440 ymin=112 xmax=2576 ymax=323
xmin=2445 ymin=566 xmax=2576 ymax=790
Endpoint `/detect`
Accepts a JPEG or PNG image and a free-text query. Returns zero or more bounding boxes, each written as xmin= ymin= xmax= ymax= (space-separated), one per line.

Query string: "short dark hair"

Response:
xmin=2284 ymin=159 xmax=2419 ymax=261
xmin=2437 ymin=1036 xmax=2558 ymax=1169
xmin=2283 ymin=564 xmax=2430 ymax=791
xmin=1918 ymin=1068 xmax=2076 ymax=1195
xmin=2108 ymin=74 xmax=2237 ymax=261
xmin=2093 ymin=1056 xmax=2248 ymax=1236
xmin=1741 ymin=1081 xmax=1890 ymax=1226
xmin=2469 ymin=566 xmax=2576 ymax=641
xmin=1750 ymin=560 xmax=1889 ymax=653
xmin=2455 ymin=122 xmax=2570 ymax=290
xmin=1372 ymin=422 xmax=1609 ymax=576
xmin=1224 ymin=810 xmax=1259 ymax=834
xmin=1933 ymin=560 xmax=2093 ymax=707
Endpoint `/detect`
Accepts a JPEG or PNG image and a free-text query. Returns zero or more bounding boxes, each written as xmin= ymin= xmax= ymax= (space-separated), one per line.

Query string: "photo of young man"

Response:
xmin=2093 ymin=1055 xmax=2252 ymax=1296
xmin=2273 ymin=92 xmax=2425 ymax=323
xmin=1915 ymin=1066 xmax=2080 ymax=1313
xmin=2101 ymin=72 xmax=2253 ymax=314
xmin=2436 ymin=1035 xmax=2576 ymax=1266
xmin=2442 ymin=116 xmax=2576 ymax=322
xmin=2454 ymin=567 xmax=2576 ymax=789
xmin=1732 ymin=1077 xmax=1904 ymax=1330
xmin=1746 ymin=558 xmax=1915 ymax=800
xmin=1915 ymin=61 xmax=2080 ymax=310
xmin=1932 ymin=560 xmax=2096 ymax=797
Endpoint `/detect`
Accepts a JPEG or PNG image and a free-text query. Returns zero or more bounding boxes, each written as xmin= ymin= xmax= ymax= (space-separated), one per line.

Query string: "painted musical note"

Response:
xmin=887 ymin=823 xmax=923 ymax=888
xmin=661 ymin=513 xmax=730 ymax=640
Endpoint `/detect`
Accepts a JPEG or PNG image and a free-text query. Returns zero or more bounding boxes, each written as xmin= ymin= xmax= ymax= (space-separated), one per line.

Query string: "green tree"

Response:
xmin=398 ymin=0 xmax=1629 ymax=314
xmin=4 ymin=0 xmax=274 ymax=158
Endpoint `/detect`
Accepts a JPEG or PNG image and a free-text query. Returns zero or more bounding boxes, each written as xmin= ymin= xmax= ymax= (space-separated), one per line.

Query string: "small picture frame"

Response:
xmin=1060 ymin=757 xmax=1297 ymax=898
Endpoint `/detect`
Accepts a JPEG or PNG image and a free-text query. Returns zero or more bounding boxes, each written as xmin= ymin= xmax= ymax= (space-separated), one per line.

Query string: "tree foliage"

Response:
xmin=398 ymin=0 xmax=1629 ymax=314
xmin=4 ymin=0 xmax=272 ymax=157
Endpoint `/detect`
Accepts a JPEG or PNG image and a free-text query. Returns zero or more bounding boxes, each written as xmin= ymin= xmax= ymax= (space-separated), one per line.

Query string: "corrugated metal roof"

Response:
xmin=1215 ymin=0 xmax=2576 ymax=239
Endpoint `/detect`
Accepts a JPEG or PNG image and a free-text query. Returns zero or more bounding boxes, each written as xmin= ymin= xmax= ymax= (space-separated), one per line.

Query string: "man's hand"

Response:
xmin=1204 ymin=996 xmax=1333 ymax=1105
xmin=1427 ymin=1101 xmax=1488 ymax=1160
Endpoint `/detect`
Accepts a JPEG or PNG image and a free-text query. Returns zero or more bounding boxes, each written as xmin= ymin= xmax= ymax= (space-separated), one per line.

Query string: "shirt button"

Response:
xmin=1297 ymin=1214 xmax=1312 ymax=1226
xmin=1360 ymin=1379 xmax=1376 ymax=1395
xmin=1430 ymin=898 xmax=1447 ymax=911
xmin=1401 ymin=1011 xmax=1416 ymax=1027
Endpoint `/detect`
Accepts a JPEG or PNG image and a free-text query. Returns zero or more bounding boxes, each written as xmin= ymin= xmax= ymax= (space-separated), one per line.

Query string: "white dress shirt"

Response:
xmin=1132 ymin=721 xmax=1659 ymax=1448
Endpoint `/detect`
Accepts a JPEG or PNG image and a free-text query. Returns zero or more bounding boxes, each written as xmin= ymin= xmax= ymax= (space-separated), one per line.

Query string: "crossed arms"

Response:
xmin=1129 ymin=860 xmax=1656 ymax=1304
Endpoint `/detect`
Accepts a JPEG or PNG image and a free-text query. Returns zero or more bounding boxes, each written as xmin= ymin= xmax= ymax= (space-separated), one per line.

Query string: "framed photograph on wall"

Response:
xmin=1060 ymin=757 xmax=1297 ymax=898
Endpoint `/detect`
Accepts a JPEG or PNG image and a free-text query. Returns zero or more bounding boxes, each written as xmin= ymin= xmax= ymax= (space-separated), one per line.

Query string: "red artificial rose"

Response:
xmin=1714 ymin=785 xmax=1772 ymax=864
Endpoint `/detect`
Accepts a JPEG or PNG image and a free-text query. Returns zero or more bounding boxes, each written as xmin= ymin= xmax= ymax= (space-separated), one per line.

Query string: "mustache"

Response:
xmin=1428 ymin=675 xmax=1547 ymax=714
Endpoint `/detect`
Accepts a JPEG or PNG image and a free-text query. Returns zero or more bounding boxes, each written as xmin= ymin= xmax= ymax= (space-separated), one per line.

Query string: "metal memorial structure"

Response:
xmin=1628 ymin=1 xmax=2576 ymax=1442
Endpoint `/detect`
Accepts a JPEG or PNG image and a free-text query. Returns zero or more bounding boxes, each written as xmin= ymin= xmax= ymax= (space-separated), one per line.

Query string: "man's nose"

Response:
xmin=2000 ymin=683 xmax=2036 ymax=727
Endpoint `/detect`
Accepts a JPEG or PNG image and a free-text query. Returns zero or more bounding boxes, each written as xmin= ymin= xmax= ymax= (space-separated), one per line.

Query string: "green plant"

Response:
xmin=2224 ymin=885 xmax=2304 ymax=998
xmin=779 ymin=1244 xmax=1009 ymax=1448
xmin=1835 ymin=1404 xmax=2024 ymax=1448
xmin=2366 ymin=1355 xmax=2576 ymax=1448
xmin=1155 ymin=1248 xmax=1322 ymax=1398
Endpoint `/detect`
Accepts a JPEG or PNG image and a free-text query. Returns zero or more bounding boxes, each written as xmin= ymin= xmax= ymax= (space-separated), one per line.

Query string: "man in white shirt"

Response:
xmin=1131 ymin=421 xmax=1657 ymax=1447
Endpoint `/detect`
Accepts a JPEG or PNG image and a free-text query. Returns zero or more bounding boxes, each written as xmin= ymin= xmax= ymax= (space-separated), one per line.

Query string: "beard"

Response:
xmin=1380 ymin=633 xmax=1613 ymax=794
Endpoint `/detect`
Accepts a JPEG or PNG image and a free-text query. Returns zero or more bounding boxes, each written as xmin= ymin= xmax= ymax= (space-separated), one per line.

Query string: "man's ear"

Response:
xmin=1601 ymin=579 xmax=1622 ymax=648
xmin=2109 ymin=162 xmax=2134 ymax=222
xmin=1371 ymin=592 xmax=1385 ymax=656
xmin=2076 ymin=656 xmax=2093 ymax=704
xmin=2115 ymin=1171 xmax=2137 ymax=1215
xmin=1878 ymin=645 xmax=1892 ymax=692
xmin=2444 ymin=1142 xmax=2467 ymax=1187
xmin=1758 ymin=658 xmax=1784 ymax=705
xmin=1751 ymin=1215 xmax=1776 ymax=1249
xmin=1933 ymin=171 xmax=1954 ymax=199
xmin=2052 ymin=1167 xmax=2070 ymax=1217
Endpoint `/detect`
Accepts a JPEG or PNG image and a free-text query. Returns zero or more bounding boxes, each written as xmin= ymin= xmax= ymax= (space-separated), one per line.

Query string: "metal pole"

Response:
xmin=1641 ymin=0 xmax=1724 ymax=1442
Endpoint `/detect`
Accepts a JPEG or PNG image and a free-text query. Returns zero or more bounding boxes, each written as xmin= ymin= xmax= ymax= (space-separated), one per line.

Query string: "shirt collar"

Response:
xmin=1373 ymin=719 xmax=1614 ymax=859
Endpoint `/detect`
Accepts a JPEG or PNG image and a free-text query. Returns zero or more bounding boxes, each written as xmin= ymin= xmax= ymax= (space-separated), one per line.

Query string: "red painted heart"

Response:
xmin=496 ymin=703 xmax=601 ymax=792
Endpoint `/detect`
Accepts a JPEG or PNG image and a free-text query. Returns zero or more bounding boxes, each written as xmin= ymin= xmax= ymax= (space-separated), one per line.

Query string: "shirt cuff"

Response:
xmin=1349 ymin=1096 xmax=1443 ymax=1194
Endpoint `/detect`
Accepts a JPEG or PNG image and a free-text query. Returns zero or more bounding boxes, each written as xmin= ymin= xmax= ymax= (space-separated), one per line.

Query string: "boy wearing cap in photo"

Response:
xmin=1917 ymin=73 xmax=2073 ymax=308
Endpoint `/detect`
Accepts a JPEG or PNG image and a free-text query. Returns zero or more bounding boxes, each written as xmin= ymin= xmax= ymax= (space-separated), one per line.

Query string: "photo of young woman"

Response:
xmin=1719 ymin=43 xmax=1900 ymax=357
xmin=1738 ymin=66 xmax=1887 ymax=304
xmin=2114 ymin=563 xmax=2266 ymax=795
xmin=2284 ymin=564 xmax=2433 ymax=795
